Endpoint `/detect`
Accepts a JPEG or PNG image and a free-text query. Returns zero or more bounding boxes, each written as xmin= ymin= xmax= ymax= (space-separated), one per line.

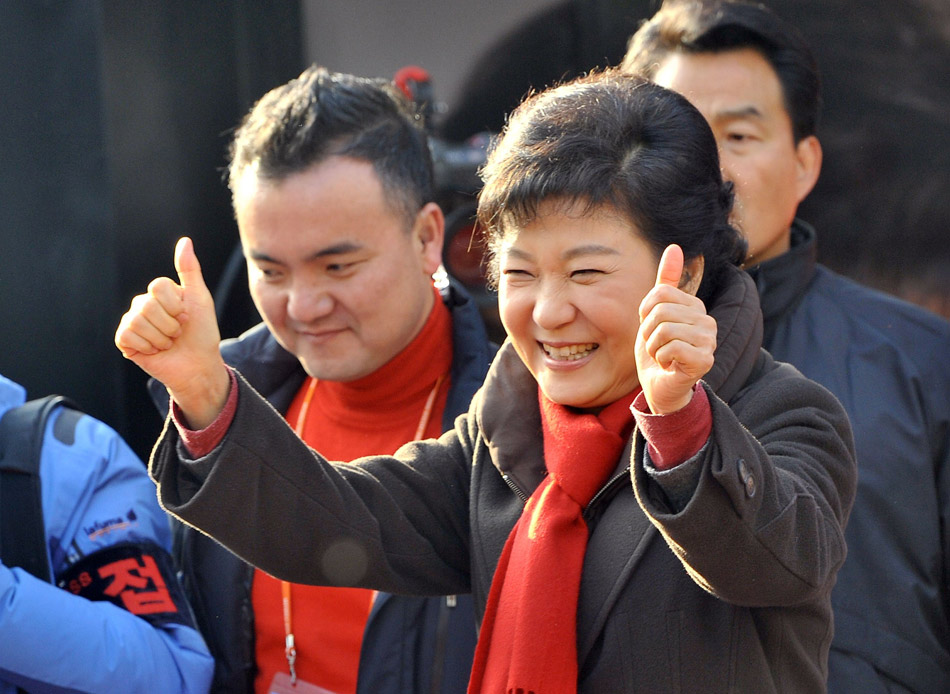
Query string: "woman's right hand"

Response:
xmin=114 ymin=237 xmax=230 ymax=429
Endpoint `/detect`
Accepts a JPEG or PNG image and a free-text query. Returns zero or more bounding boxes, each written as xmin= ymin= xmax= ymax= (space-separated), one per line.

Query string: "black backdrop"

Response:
xmin=0 ymin=3 xmax=122 ymax=442
xmin=0 ymin=1 xmax=302 ymax=458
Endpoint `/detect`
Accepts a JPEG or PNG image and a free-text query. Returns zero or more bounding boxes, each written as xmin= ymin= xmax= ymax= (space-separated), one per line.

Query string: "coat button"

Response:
xmin=737 ymin=458 xmax=756 ymax=497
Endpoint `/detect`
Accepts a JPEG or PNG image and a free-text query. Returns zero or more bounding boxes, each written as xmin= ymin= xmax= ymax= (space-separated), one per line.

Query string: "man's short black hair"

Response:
xmin=228 ymin=65 xmax=434 ymax=225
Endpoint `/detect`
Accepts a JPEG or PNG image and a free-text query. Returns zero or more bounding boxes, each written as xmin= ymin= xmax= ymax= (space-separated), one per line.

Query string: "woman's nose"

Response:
xmin=532 ymin=282 xmax=575 ymax=329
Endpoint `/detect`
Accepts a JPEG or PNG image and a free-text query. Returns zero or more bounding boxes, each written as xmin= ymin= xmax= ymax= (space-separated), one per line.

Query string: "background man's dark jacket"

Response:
xmin=749 ymin=220 xmax=950 ymax=693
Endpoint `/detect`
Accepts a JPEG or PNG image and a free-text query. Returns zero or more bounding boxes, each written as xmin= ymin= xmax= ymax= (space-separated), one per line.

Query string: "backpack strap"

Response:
xmin=0 ymin=395 xmax=71 ymax=583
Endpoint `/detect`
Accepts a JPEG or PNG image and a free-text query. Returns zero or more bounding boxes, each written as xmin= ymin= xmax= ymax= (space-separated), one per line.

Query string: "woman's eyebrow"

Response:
xmin=504 ymin=244 xmax=620 ymax=262
xmin=562 ymin=244 xmax=620 ymax=261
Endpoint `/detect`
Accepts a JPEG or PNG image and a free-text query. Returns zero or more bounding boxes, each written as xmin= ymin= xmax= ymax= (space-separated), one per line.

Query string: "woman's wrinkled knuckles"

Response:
xmin=146 ymin=276 xmax=186 ymax=311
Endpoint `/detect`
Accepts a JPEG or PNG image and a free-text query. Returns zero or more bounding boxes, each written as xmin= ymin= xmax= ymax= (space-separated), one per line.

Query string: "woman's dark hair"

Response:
xmin=477 ymin=68 xmax=745 ymax=302
xmin=228 ymin=65 xmax=433 ymax=226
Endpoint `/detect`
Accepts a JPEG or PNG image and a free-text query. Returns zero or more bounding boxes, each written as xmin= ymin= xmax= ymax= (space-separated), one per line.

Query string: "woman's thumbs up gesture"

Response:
xmin=635 ymin=244 xmax=717 ymax=415
xmin=115 ymin=237 xmax=230 ymax=429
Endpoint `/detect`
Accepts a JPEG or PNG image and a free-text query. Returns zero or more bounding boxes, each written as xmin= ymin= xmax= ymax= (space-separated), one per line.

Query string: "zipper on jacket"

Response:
xmin=502 ymin=466 xmax=629 ymax=512
xmin=501 ymin=472 xmax=529 ymax=502
xmin=584 ymin=466 xmax=631 ymax=520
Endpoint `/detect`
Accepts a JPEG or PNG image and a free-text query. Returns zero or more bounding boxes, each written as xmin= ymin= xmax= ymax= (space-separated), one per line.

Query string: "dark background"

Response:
xmin=0 ymin=2 xmax=303 ymax=458
xmin=1 ymin=0 xmax=947 ymax=461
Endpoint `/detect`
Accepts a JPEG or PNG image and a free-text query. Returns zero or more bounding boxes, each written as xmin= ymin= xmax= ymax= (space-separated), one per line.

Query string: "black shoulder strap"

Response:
xmin=0 ymin=395 xmax=71 ymax=583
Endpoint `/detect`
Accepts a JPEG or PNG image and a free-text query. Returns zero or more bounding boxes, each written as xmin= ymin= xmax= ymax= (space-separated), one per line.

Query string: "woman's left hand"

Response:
xmin=635 ymin=244 xmax=717 ymax=414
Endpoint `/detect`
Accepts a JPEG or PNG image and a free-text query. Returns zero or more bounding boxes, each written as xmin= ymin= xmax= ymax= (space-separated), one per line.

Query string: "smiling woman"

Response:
xmin=128 ymin=69 xmax=857 ymax=694
xmin=479 ymin=67 xmax=744 ymax=415
xmin=496 ymin=200 xmax=675 ymax=411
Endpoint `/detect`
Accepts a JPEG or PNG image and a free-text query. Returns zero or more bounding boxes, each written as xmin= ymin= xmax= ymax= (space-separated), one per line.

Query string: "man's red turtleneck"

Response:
xmin=251 ymin=288 xmax=452 ymax=694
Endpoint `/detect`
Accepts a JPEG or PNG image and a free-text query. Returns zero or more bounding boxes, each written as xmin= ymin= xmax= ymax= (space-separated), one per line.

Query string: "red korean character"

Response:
xmin=98 ymin=554 xmax=178 ymax=615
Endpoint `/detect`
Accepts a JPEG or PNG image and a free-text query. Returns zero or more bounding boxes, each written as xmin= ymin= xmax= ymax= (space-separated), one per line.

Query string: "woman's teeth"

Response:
xmin=542 ymin=343 xmax=597 ymax=361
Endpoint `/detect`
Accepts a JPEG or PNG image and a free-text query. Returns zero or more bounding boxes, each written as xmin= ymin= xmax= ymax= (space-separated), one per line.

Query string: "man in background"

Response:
xmin=623 ymin=1 xmax=950 ymax=691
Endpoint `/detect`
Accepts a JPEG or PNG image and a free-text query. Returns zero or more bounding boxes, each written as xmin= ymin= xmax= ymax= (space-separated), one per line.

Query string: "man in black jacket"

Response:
xmin=623 ymin=2 xmax=950 ymax=692
xmin=132 ymin=65 xmax=495 ymax=694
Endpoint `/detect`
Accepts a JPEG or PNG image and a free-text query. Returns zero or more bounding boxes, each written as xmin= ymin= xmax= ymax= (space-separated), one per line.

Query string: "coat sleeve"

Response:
xmin=0 ymin=407 xmax=214 ymax=694
xmin=150 ymin=371 xmax=475 ymax=596
xmin=634 ymin=362 xmax=857 ymax=607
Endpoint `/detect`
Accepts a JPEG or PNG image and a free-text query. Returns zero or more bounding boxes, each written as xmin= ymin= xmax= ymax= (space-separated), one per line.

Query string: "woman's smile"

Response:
xmin=540 ymin=342 xmax=599 ymax=362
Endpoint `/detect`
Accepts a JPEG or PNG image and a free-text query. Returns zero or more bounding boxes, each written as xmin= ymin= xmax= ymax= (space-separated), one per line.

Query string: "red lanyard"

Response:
xmin=280 ymin=374 xmax=446 ymax=683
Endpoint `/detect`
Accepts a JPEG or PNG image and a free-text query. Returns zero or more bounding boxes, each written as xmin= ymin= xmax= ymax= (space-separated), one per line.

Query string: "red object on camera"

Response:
xmin=394 ymin=65 xmax=431 ymax=101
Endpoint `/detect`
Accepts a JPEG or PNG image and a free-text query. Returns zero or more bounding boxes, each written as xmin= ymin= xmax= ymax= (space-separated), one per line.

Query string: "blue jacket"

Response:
xmin=0 ymin=374 xmax=214 ymax=694
xmin=150 ymin=278 xmax=496 ymax=694
xmin=749 ymin=221 xmax=950 ymax=694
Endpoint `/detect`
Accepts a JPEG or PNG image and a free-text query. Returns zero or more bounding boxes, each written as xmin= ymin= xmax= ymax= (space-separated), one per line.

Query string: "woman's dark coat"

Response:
xmin=151 ymin=266 xmax=856 ymax=693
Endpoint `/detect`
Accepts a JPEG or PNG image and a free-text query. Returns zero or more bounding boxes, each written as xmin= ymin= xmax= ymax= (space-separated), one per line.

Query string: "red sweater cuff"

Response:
xmin=631 ymin=384 xmax=712 ymax=470
xmin=171 ymin=367 xmax=238 ymax=458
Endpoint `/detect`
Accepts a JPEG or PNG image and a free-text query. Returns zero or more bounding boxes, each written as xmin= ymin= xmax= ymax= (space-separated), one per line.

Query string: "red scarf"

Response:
xmin=468 ymin=388 xmax=638 ymax=694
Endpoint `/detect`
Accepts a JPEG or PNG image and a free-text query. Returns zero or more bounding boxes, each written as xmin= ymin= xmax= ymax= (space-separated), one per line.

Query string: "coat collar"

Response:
xmin=746 ymin=220 xmax=818 ymax=345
